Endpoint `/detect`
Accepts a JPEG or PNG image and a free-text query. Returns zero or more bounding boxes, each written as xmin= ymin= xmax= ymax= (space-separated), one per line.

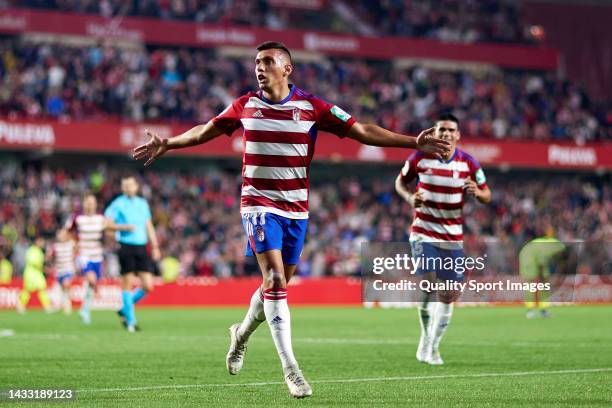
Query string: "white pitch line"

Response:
xmin=3 ymin=332 xmax=604 ymax=349
xmin=79 ymin=367 xmax=612 ymax=394
xmin=291 ymin=338 xmax=607 ymax=348
xmin=147 ymin=335 xmax=607 ymax=348
xmin=0 ymin=329 xmax=15 ymax=337
xmin=0 ymin=333 xmax=79 ymax=340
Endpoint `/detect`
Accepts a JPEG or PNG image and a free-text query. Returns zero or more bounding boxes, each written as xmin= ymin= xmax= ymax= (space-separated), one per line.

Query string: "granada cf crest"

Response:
xmin=292 ymin=108 xmax=300 ymax=122
xmin=256 ymin=225 xmax=265 ymax=242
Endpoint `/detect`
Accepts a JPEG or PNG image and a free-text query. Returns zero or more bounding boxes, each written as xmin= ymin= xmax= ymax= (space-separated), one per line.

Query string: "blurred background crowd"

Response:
xmin=0 ymin=1 xmax=610 ymax=282
xmin=10 ymin=0 xmax=538 ymax=44
xmin=0 ymin=38 xmax=609 ymax=144
xmin=1 ymin=161 xmax=609 ymax=279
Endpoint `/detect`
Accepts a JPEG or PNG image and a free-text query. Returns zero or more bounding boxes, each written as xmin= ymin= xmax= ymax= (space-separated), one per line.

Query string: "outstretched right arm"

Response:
xmin=133 ymin=121 xmax=225 ymax=166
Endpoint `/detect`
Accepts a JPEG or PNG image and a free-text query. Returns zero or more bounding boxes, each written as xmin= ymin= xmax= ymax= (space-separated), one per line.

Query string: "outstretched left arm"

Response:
xmin=346 ymin=123 xmax=450 ymax=159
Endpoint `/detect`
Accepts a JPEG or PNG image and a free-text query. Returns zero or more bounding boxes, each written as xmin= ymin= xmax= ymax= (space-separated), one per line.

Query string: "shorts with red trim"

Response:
xmin=242 ymin=212 xmax=308 ymax=265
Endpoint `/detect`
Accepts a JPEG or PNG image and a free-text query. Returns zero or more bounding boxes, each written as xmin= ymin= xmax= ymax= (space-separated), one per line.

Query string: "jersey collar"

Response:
xmin=441 ymin=148 xmax=458 ymax=163
xmin=258 ymin=84 xmax=295 ymax=105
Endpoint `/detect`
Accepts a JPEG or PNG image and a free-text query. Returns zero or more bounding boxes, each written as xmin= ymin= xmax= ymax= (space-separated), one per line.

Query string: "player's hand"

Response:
xmin=133 ymin=129 xmax=168 ymax=167
xmin=416 ymin=127 xmax=451 ymax=159
xmin=125 ymin=224 xmax=135 ymax=232
xmin=410 ymin=191 xmax=425 ymax=208
xmin=151 ymin=247 xmax=161 ymax=262
xmin=464 ymin=178 xmax=478 ymax=197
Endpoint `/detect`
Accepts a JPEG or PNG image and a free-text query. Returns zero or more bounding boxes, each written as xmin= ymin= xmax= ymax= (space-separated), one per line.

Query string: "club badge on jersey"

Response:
xmin=256 ymin=225 xmax=265 ymax=242
xmin=292 ymin=108 xmax=300 ymax=122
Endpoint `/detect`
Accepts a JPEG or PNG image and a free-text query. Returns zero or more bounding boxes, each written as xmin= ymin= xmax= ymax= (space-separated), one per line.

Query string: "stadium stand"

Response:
xmin=8 ymin=0 xmax=535 ymax=44
xmin=345 ymin=0 xmax=534 ymax=43
xmin=0 ymin=38 xmax=609 ymax=142
xmin=1 ymin=161 xmax=609 ymax=278
xmin=0 ymin=2 xmax=609 ymax=280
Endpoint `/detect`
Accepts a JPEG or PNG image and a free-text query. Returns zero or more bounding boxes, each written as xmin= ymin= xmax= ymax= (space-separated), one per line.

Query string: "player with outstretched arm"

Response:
xmin=134 ymin=41 xmax=450 ymax=398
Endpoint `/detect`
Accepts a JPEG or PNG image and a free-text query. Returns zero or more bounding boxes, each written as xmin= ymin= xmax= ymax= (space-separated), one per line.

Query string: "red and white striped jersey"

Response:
xmin=66 ymin=214 xmax=106 ymax=262
xmin=212 ymin=85 xmax=356 ymax=219
xmin=53 ymin=240 xmax=75 ymax=274
xmin=399 ymin=149 xmax=488 ymax=244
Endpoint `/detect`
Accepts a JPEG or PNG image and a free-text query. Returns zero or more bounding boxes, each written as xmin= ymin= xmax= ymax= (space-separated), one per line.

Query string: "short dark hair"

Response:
xmin=256 ymin=41 xmax=292 ymax=63
xmin=437 ymin=112 xmax=459 ymax=125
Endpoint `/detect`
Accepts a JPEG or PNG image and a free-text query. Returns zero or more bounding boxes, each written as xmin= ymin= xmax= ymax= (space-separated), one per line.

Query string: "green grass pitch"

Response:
xmin=1 ymin=306 xmax=611 ymax=407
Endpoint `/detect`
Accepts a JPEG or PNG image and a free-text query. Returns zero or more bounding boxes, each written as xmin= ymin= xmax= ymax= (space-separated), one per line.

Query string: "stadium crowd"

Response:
xmin=0 ymin=38 xmax=609 ymax=143
xmin=349 ymin=0 xmax=535 ymax=43
xmin=10 ymin=0 xmax=536 ymax=44
xmin=10 ymin=0 xmax=294 ymax=30
xmin=1 ymin=163 xmax=609 ymax=278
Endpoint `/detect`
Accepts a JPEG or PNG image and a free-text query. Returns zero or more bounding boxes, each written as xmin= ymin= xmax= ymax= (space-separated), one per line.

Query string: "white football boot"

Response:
xmin=416 ymin=335 xmax=431 ymax=363
xmin=284 ymin=366 xmax=312 ymax=398
xmin=226 ymin=323 xmax=247 ymax=375
xmin=427 ymin=346 xmax=444 ymax=365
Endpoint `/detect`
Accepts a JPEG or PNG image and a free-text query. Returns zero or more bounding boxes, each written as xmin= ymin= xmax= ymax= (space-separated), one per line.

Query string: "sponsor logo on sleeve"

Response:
xmin=475 ymin=168 xmax=486 ymax=185
xmin=330 ymin=105 xmax=351 ymax=122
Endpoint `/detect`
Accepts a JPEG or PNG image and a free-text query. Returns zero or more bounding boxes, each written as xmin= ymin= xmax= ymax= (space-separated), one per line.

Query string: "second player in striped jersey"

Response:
xmin=395 ymin=113 xmax=491 ymax=366
xmin=134 ymin=40 xmax=451 ymax=398
xmin=65 ymin=194 xmax=133 ymax=324
xmin=52 ymin=228 xmax=76 ymax=315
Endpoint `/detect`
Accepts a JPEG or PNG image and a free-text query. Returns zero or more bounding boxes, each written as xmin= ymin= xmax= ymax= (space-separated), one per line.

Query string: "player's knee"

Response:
xmin=263 ymin=271 xmax=286 ymax=289
xmin=121 ymin=276 xmax=133 ymax=290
